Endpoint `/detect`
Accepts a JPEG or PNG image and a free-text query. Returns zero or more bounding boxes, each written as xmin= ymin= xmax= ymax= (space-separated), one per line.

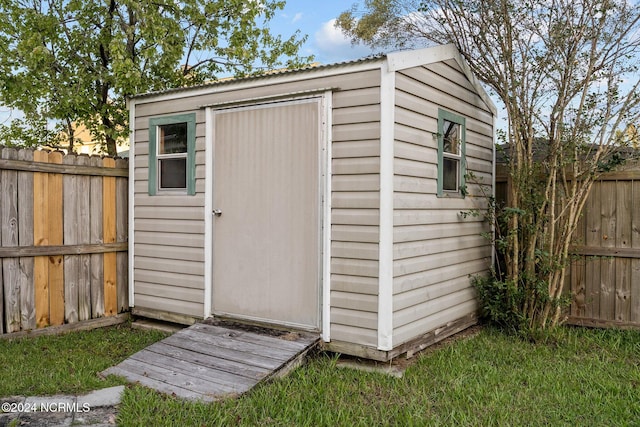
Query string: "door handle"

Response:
xmin=213 ymin=209 xmax=222 ymax=217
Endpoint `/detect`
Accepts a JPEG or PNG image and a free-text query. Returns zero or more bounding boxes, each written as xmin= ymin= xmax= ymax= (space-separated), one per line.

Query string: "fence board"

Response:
xmin=1 ymin=149 xmax=19 ymax=331
xmin=0 ymin=152 xmax=3 ymax=333
xmin=90 ymin=156 xmax=104 ymax=318
xmin=48 ymin=152 xmax=65 ymax=326
xmin=615 ymin=181 xmax=632 ymax=321
xmin=76 ymin=155 xmax=92 ymax=321
xmin=632 ymin=180 xmax=640 ymax=323
xmin=63 ymin=154 xmax=79 ymax=324
xmin=116 ymin=158 xmax=128 ymax=312
xmin=1 ymin=148 xmax=20 ymax=332
xmin=18 ymin=149 xmax=35 ymax=330
xmin=584 ymin=182 xmax=601 ymax=318
xmin=33 ymin=150 xmax=50 ymax=328
xmin=103 ymin=157 xmax=117 ymax=317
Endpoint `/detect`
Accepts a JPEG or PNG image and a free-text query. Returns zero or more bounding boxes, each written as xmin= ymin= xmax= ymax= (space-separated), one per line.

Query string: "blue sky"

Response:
xmin=269 ymin=0 xmax=378 ymax=65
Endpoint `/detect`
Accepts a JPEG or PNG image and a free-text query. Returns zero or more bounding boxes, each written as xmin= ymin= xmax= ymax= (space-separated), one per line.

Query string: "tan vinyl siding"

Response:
xmin=134 ymin=294 xmax=203 ymax=318
xmin=393 ymin=299 xmax=478 ymax=345
xmin=133 ymin=66 xmax=384 ymax=331
xmin=329 ymin=73 xmax=381 ymax=347
xmin=132 ymin=107 xmax=206 ymax=318
xmin=391 ymin=62 xmax=494 ymax=347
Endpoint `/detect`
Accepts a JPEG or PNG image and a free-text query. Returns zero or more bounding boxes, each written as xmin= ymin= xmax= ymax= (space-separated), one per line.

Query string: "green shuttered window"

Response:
xmin=148 ymin=113 xmax=196 ymax=196
xmin=437 ymin=109 xmax=466 ymax=197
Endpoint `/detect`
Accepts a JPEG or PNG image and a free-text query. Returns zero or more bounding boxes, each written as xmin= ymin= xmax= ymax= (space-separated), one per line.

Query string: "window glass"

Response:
xmin=443 ymin=120 xmax=460 ymax=154
xmin=438 ymin=109 xmax=466 ymax=197
xmin=442 ymin=157 xmax=459 ymax=191
xmin=159 ymin=158 xmax=187 ymax=189
xmin=159 ymin=123 xmax=188 ymax=154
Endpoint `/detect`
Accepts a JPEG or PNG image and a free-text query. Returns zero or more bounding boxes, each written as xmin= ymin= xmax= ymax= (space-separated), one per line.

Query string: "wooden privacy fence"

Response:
xmin=0 ymin=147 xmax=128 ymax=334
xmin=496 ymin=164 xmax=640 ymax=329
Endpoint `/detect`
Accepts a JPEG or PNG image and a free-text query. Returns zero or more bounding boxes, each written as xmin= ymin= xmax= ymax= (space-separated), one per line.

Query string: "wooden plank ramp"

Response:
xmin=102 ymin=322 xmax=319 ymax=402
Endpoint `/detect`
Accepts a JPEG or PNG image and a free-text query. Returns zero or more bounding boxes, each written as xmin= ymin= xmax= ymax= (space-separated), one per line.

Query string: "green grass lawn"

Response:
xmin=1 ymin=323 xmax=639 ymax=426
xmin=117 ymin=326 xmax=640 ymax=427
xmin=0 ymin=323 xmax=167 ymax=396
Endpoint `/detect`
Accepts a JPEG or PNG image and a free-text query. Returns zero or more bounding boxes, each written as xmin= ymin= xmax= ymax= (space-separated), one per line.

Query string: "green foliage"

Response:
xmin=473 ymin=275 xmax=525 ymax=333
xmin=0 ymin=0 xmax=312 ymax=154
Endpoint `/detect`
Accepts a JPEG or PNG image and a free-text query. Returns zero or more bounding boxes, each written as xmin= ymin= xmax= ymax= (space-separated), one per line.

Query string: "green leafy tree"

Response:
xmin=337 ymin=0 xmax=640 ymax=333
xmin=0 ymin=0 xmax=311 ymax=155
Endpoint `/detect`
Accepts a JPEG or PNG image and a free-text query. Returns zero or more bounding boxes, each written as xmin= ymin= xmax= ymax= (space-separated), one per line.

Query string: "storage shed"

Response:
xmin=128 ymin=44 xmax=496 ymax=361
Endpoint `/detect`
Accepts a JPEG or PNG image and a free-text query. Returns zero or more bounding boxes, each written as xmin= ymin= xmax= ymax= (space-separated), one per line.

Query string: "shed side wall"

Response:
xmin=392 ymin=60 xmax=494 ymax=345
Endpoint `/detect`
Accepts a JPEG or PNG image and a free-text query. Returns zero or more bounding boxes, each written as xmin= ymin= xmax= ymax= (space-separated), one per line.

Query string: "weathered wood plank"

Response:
xmin=570 ymin=246 xmax=640 ymax=259
xmin=47 ymin=151 xmax=64 ymax=326
xmin=0 ymin=313 xmax=129 ymax=340
xmin=18 ymin=149 xmax=35 ymax=330
xmin=0 ymin=149 xmax=3 ymax=334
xmin=633 ymin=180 xmax=640 ymax=248
xmin=582 ymin=181 xmax=601 ymax=319
xmin=162 ymin=333 xmax=282 ymax=370
xmin=191 ymin=323 xmax=313 ymax=352
xmin=33 ymin=150 xmax=50 ymax=328
xmin=571 ymin=259 xmax=586 ymax=317
xmin=63 ymin=154 xmax=79 ymax=324
xmin=117 ymin=358 xmax=241 ymax=397
xmin=0 ymin=150 xmax=3 ymax=334
xmin=130 ymin=347 xmax=256 ymax=390
xmin=103 ymin=366 xmax=206 ymax=401
xmin=615 ymin=259 xmax=631 ymax=322
xmin=1 ymin=148 xmax=20 ymax=332
xmin=0 ymin=242 xmax=127 ymax=258
xmin=615 ymin=180 xmax=632 ymax=322
xmin=116 ymin=158 xmax=128 ymax=312
xmin=599 ymin=181 xmax=616 ymax=321
xmin=177 ymin=329 xmax=297 ymax=363
xmin=76 ymin=155 xmax=92 ymax=321
xmin=585 ymin=257 xmax=601 ymax=319
xmin=0 ymin=157 xmax=128 ymax=176
xmin=90 ymin=156 xmax=104 ymax=318
xmin=103 ymin=157 xmax=117 ymax=317
xmin=145 ymin=341 xmax=269 ymax=380
xmin=566 ymin=316 xmax=640 ymax=329
xmin=632 ymin=259 xmax=640 ymax=322
xmin=104 ymin=323 xmax=319 ymax=401
xmin=632 ymin=180 xmax=640 ymax=322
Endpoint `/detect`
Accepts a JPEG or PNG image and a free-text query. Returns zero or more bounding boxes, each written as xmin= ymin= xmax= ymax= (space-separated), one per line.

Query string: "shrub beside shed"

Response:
xmin=128 ymin=44 xmax=496 ymax=361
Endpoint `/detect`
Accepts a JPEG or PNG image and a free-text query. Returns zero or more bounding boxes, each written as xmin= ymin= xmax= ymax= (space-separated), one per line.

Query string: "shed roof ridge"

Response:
xmin=131 ymin=53 xmax=386 ymax=100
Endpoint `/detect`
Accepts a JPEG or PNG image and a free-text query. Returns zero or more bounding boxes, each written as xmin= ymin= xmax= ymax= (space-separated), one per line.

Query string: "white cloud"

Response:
xmin=313 ymin=18 xmax=377 ymax=64
xmin=292 ymin=12 xmax=303 ymax=23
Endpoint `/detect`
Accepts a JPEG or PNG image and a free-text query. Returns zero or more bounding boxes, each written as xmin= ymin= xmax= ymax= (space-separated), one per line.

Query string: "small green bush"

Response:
xmin=472 ymin=274 xmax=525 ymax=333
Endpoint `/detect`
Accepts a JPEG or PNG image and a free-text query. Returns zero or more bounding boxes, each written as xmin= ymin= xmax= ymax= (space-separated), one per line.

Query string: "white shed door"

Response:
xmin=212 ymin=99 xmax=321 ymax=329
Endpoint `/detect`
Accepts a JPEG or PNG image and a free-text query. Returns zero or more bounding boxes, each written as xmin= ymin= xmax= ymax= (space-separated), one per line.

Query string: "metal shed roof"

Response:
xmin=130 ymin=54 xmax=386 ymax=100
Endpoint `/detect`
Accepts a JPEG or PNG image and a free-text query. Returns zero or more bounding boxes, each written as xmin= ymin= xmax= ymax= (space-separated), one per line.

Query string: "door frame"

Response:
xmin=203 ymin=91 xmax=332 ymax=340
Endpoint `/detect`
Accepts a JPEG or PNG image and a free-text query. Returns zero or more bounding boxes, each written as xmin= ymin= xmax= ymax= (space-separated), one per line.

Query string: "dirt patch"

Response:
xmin=203 ymin=318 xmax=290 ymax=337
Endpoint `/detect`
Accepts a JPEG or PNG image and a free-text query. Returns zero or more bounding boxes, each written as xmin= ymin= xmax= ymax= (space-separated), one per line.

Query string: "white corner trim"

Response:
xmin=127 ymin=99 xmax=136 ymax=307
xmin=378 ymin=61 xmax=395 ymax=351
xmin=386 ymin=44 xmax=458 ymax=72
xmin=491 ymin=114 xmax=497 ymax=268
xmin=322 ymin=90 xmax=333 ymax=343
xmin=203 ymin=107 xmax=214 ymax=319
